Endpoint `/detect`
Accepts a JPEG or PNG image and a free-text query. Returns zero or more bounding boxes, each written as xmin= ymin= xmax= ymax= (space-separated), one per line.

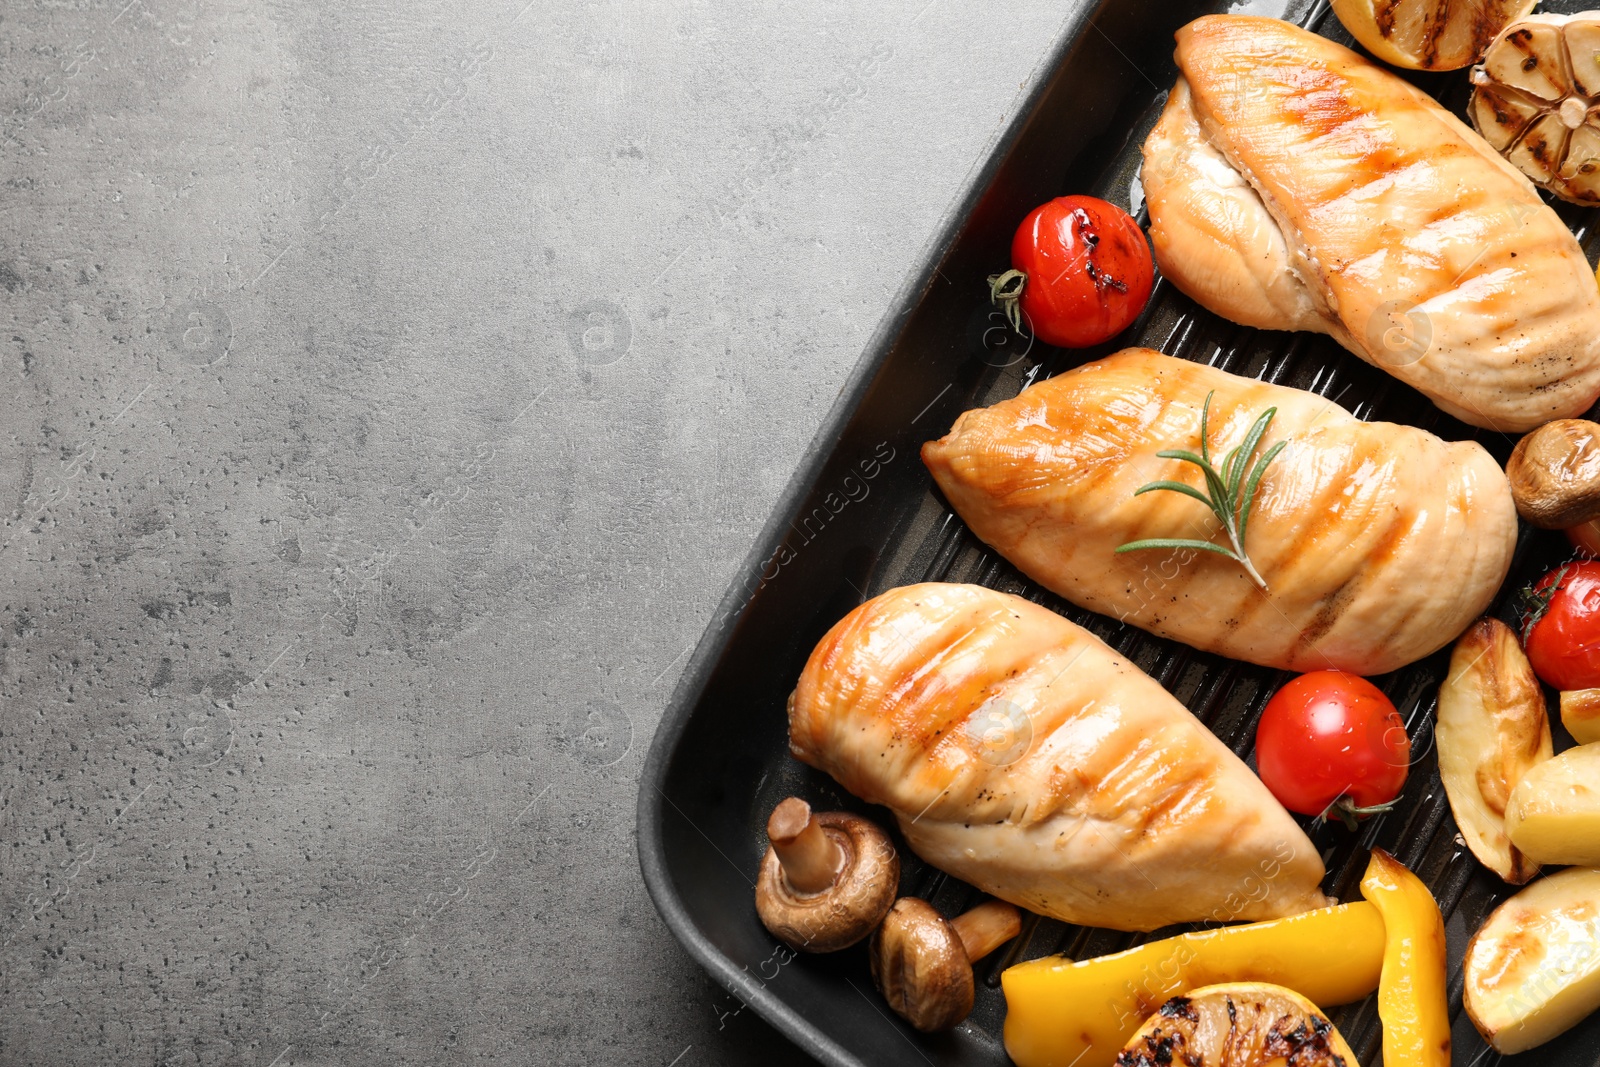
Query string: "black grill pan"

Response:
xmin=638 ymin=1 xmax=1600 ymax=1063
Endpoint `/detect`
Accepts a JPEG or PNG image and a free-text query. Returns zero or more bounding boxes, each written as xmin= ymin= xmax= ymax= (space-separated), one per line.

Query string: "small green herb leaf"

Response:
xmin=1130 ymin=481 xmax=1214 ymax=509
xmin=1116 ymin=390 xmax=1285 ymax=591
xmin=1238 ymin=440 xmax=1288 ymax=554
xmin=1114 ymin=538 xmax=1242 ymax=559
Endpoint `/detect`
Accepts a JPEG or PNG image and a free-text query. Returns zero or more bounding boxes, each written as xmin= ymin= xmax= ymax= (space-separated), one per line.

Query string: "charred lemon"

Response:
xmin=1331 ymin=0 xmax=1534 ymax=71
xmin=1115 ymin=983 xmax=1356 ymax=1067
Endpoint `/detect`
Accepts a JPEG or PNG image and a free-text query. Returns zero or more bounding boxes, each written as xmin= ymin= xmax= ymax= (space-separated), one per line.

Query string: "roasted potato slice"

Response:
xmin=1561 ymin=688 xmax=1600 ymax=745
xmin=1506 ymin=744 xmax=1600 ymax=866
xmin=1465 ymin=867 xmax=1600 ymax=1053
xmin=1437 ymin=618 xmax=1552 ymax=883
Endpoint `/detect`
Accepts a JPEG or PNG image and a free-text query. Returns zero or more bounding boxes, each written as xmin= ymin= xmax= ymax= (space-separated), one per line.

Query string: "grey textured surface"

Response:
xmin=0 ymin=1 xmax=1088 ymax=1063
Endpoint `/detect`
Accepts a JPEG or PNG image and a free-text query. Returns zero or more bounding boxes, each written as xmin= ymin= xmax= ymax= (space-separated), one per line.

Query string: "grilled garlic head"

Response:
xmin=1471 ymin=13 xmax=1600 ymax=203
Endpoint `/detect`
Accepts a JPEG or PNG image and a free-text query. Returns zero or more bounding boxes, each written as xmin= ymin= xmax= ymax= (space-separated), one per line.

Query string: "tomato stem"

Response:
xmin=1518 ymin=561 xmax=1575 ymax=643
xmin=987 ymin=270 xmax=1028 ymax=337
xmin=1318 ymin=795 xmax=1400 ymax=832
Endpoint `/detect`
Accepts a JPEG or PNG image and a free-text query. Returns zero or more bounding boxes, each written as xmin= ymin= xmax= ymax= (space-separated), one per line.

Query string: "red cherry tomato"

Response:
xmin=1524 ymin=561 xmax=1600 ymax=690
xmin=1001 ymin=195 xmax=1154 ymax=348
xmin=1254 ymin=671 xmax=1410 ymax=822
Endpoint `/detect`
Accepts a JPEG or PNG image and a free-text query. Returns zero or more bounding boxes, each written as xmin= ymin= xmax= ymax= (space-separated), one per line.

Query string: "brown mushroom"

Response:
xmin=868 ymin=897 xmax=1023 ymax=1032
xmin=1506 ymin=419 xmax=1600 ymax=528
xmin=754 ymin=797 xmax=897 ymax=953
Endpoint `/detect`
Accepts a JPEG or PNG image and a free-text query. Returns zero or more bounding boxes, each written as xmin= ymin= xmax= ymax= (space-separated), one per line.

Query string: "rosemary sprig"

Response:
xmin=1114 ymin=390 xmax=1287 ymax=591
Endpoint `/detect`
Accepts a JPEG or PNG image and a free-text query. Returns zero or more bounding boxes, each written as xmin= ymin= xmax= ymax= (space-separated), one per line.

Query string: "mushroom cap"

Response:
xmin=1506 ymin=419 xmax=1600 ymax=528
xmin=868 ymin=897 xmax=973 ymax=1032
xmin=754 ymin=810 xmax=897 ymax=953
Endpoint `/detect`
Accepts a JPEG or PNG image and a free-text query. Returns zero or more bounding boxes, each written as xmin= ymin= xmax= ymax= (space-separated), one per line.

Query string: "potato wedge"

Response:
xmin=1465 ymin=867 xmax=1600 ymax=1053
xmin=1506 ymin=745 xmax=1600 ymax=866
xmin=1437 ymin=618 xmax=1552 ymax=883
xmin=1561 ymin=689 xmax=1600 ymax=745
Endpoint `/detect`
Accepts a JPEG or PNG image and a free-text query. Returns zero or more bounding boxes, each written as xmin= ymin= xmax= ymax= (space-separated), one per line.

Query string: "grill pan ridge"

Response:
xmin=638 ymin=1 xmax=1600 ymax=1064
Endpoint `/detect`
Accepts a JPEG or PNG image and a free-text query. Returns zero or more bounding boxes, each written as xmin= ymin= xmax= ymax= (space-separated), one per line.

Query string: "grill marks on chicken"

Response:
xmin=921 ymin=349 xmax=1517 ymax=675
xmin=1141 ymin=15 xmax=1600 ymax=432
xmin=788 ymin=583 xmax=1332 ymax=932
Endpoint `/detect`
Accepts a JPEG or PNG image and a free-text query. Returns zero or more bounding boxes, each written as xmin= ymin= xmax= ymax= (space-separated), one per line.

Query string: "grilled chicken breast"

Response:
xmin=1141 ymin=15 xmax=1600 ymax=432
xmin=788 ymin=583 xmax=1331 ymax=931
xmin=922 ymin=349 xmax=1517 ymax=674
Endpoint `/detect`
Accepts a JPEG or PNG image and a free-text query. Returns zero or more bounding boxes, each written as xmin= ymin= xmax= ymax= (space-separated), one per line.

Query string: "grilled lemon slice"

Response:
xmin=1118 ymin=983 xmax=1356 ymax=1067
xmin=1471 ymin=13 xmax=1600 ymax=203
xmin=1331 ymin=0 xmax=1534 ymax=70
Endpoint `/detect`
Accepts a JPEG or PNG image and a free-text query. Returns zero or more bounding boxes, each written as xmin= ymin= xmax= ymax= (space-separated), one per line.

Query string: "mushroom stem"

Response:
xmin=949 ymin=899 xmax=1023 ymax=962
xmin=766 ymin=797 xmax=845 ymax=895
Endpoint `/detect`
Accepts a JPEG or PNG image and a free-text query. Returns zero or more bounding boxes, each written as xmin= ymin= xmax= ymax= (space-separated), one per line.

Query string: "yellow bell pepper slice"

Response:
xmin=1001 ymin=901 xmax=1385 ymax=1067
xmin=1360 ymin=848 xmax=1451 ymax=1067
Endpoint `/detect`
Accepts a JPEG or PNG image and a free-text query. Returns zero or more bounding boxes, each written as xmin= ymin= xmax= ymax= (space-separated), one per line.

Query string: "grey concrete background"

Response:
xmin=0 ymin=1 xmax=1085 ymax=1063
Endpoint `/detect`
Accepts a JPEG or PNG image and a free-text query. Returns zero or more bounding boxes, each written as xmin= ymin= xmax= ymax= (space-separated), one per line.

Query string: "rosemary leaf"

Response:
xmin=1197 ymin=462 xmax=1232 ymax=527
xmin=1238 ymin=439 xmax=1288 ymax=552
xmin=1114 ymin=538 xmax=1242 ymax=559
xmin=1117 ymin=391 xmax=1287 ymax=591
xmin=1228 ymin=407 xmax=1278 ymax=503
xmin=1220 ymin=445 xmax=1242 ymax=490
xmin=1154 ymin=448 xmax=1213 ymax=469
xmin=1131 ymin=480 xmax=1214 ymax=508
